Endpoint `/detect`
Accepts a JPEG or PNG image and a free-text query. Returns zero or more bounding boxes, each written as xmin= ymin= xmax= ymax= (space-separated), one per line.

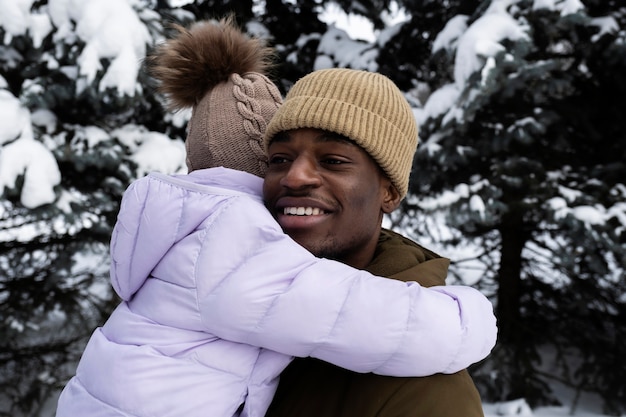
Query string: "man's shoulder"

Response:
xmin=379 ymin=228 xmax=444 ymax=260
xmin=368 ymin=229 xmax=450 ymax=286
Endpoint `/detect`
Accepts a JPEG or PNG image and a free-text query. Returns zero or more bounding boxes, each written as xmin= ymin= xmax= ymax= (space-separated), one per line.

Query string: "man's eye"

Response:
xmin=269 ymin=156 xmax=289 ymax=164
xmin=322 ymin=158 xmax=346 ymax=165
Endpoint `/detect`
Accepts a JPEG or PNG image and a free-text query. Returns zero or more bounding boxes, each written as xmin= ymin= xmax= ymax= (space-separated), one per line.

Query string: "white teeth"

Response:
xmin=284 ymin=207 xmax=323 ymax=216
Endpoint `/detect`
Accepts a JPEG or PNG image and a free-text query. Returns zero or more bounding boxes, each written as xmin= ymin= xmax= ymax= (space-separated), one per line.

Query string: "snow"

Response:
xmin=113 ymin=125 xmax=187 ymax=176
xmin=469 ymin=194 xmax=486 ymax=219
xmin=0 ymin=136 xmax=60 ymax=208
xmin=316 ymin=26 xmax=378 ymax=72
xmin=485 ymin=400 xmax=608 ymax=417
xmin=0 ymin=90 xmax=60 ymax=208
xmin=320 ymin=1 xmax=409 ymax=43
xmin=432 ymin=14 xmax=468 ymax=54
xmin=589 ymin=16 xmax=619 ymax=42
xmin=0 ymin=1 xmax=621 ymax=416
xmin=419 ymin=83 xmax=460 ymax=124
xmin=0 ymin=0 xmax=33 ymax=41
xmin=0 ymin=89 xmax=28 ymax=143
xmin=49 ymin=0 xmax=151 ymax=95
xmin=320 ymin=3 xmax=377 ymax=42
xmin=454 ymin=11 xmax=528 ymax=91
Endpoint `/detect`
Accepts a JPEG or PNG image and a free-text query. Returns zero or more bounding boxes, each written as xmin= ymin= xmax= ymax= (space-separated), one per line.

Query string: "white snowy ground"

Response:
xmin=483 ymin=380 xmax=610 ymax=417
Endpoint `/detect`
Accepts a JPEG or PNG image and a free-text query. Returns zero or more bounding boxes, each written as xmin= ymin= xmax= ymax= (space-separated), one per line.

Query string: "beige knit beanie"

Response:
xmin=264 ymin=68 xmax=418 ymax=198
xmin=148 ymin=17 xmax=282 ymax=177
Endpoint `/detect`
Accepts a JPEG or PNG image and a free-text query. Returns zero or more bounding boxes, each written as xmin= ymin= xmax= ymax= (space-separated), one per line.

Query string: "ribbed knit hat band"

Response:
xmin=264 ymin=68 xmax=418 ymax=198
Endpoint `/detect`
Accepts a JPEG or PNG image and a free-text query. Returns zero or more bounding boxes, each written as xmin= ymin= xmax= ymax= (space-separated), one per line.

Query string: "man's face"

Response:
xmin=263 ymin=128 xmax=401 ymax=269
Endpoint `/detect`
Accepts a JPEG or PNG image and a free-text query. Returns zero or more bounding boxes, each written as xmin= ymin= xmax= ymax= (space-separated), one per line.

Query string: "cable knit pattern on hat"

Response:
xmin=147 ymin=16 xmax=282 ymax=177
xmin=232 ymin=73 xmax=278 ymax=177
xmin=264 ymin=68 xmax=418 ymax=198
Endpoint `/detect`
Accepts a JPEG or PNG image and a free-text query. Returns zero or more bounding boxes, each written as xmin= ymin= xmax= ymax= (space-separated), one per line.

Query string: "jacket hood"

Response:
xmin=109 ymin=168 xmax=262 ymax=300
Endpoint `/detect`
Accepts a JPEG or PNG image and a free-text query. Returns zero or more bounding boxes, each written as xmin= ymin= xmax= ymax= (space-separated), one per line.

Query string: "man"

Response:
xmin=262 ymin=68 xmax=490 ymax=416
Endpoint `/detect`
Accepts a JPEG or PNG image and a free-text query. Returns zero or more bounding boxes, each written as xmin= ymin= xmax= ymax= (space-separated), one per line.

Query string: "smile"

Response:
xmin=283 ymin=207 xmax=325 ymax=216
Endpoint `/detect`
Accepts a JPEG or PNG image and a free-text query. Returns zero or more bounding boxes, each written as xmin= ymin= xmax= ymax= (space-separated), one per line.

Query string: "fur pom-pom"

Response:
xmin=147 ymin=16 xmax=275 ymax=111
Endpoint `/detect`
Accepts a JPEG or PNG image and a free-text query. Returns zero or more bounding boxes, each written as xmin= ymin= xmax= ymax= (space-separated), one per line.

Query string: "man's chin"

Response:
xmin=285 ymin=232 xmax=329 ymax=257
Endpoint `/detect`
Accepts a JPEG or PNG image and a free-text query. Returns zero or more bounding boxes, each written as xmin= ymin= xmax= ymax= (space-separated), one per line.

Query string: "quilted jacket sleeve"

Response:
xmin=196 ymin=196 xmax=497 ymax=377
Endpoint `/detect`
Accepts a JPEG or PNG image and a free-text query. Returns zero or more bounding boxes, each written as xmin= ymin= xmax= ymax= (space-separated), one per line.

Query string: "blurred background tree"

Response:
xmin=0 ymin=0 xmax=624 ymax=415
xmin=396 ymin=0 xmax=626 ymax=413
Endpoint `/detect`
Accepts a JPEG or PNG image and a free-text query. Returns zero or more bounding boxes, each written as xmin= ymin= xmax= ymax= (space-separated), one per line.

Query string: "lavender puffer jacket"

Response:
xmin=56 ymin=167 xmax=496 ymax=417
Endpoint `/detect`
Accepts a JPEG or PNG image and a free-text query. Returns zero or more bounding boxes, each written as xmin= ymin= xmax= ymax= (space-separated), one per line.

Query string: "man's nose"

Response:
xmin=280 ymin=157 xmax=322 ymax=189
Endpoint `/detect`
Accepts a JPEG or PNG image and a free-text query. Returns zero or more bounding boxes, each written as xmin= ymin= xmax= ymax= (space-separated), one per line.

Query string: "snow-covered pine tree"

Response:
xmin=395 ymin=0 xmax=626 ymax=413
xmin=0 ymin=1 xmax=188 ymax=415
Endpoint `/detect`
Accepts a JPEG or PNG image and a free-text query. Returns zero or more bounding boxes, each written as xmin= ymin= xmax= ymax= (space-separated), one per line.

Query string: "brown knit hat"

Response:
xmin=264 ymin=68 xmax=418 ymax=198
xmin=148 ymin=17 xmax=282 ymax=177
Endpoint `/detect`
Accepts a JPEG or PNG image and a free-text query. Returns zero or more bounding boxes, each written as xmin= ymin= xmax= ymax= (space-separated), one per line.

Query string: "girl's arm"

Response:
xmin=196 ymin=196 xmax=497 ymax=377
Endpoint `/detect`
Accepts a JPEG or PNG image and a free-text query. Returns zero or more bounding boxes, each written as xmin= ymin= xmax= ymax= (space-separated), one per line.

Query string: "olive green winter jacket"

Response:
xmin=264 ymin=229 xmax=485 ymax=417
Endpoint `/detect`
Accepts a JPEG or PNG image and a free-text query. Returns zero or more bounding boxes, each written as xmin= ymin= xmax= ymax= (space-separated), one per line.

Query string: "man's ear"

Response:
xmin=382 ymin=181 xmax=401 ymax=214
